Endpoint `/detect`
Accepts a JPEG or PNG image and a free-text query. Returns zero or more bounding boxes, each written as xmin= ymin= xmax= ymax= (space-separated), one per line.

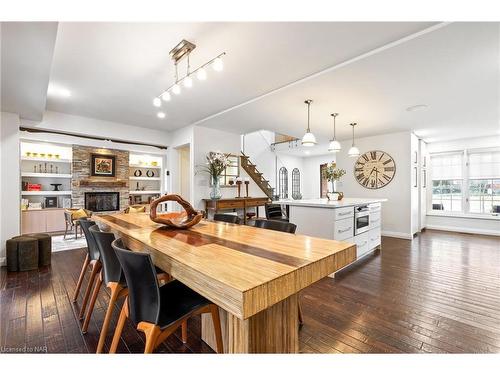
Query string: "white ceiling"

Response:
xmin=2 ymin=22 xmax=498 ymax=144
xmin=45 ymin=22 xmax=435 ymax=130
xmin=200 ymin=22 xmax=500 ymax=144
xmin=0 ymin=22 xmax=58 ymax=120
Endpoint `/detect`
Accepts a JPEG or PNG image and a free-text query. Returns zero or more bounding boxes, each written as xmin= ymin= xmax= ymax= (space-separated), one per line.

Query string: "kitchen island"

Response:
xmin=273 ymin=198 xmax=387 ymax=261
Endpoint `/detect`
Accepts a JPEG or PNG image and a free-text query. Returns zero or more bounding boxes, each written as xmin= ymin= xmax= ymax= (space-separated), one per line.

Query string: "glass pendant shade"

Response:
xmin=328 ymin=113 xmax=341 ymax=152
xmin=328 ymin=139 xmax=342 ymax=152
xmin=348 ymin=146 xmax=360 ymax=157
xmin=348 ymin=122 xmax=359 ymax=157
xmin=301 ymin=99 xmax=316 ymax=147
xmin=302 ymin=132 xmax=317 ymax=147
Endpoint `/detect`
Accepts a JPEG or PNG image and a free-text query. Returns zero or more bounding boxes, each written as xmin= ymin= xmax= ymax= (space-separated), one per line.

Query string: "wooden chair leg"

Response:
xmin=298 ymin=301 xmax=304 ymax=326
xmin=75 ymin=223 xmax=78 ymax=239
xmin=209 ymin=304 xmax=223 ymax=353
xmin=110 ymin=298 xmax=129 ymax=354
xmin=181 ymin=320 xmax=188 ymax=343
xmin=64 ymin=223 xmax=68 ymax=239
xmin=138 ymin=323 xmax=161 ymax=354
xmin=72 ymin=254 xmax=90 ymax=302
xmin=78 ymin=262 xmax=100 ymax=320
xmin=96 ymin=283 xmax=126 ymax=353
xmin=82 ymin=272 xmax=103 ymax=333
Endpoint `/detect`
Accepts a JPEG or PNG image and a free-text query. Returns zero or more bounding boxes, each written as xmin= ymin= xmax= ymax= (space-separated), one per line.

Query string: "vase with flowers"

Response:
xmin=197 ymin=151 xmax=231 ymax=200
xmin=321 ymin=162 xmax=346 ymax=200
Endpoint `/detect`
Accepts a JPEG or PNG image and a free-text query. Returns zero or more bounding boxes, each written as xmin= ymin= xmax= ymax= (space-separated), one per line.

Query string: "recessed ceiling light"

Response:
xmin=47 ymin=83 xmax=71 ymax=98
xmin=304 ymin=150 xmax=311 ymax=155
xmin=406 ymin=104 xmax=428 ymax=112
xmin=157 ymin=112 xmax=166 ymax=119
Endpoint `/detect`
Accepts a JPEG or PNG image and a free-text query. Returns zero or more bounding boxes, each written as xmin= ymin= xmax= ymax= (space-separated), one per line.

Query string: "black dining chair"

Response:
xmin=84 ymin=225 xmax=171 ymax=352
xmin=253 ymin=218 xmax=303 ymax=325
xmin=254 ymin=219 xmax=297 ymax=234
xmin=265 ymin=203 xmax=289 ymax=222
xmin=73 ymin=218 xmax=102 ymax=321
xmin=110 ymin=239 xmax=223 ymax=354
xmin=214 ymin=213 xmax=241 ymax=224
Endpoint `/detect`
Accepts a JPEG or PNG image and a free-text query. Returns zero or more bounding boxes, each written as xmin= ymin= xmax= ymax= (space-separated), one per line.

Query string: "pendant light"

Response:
xmin=348 ymin=122 xmax=360 ymax=157
xmin=301 ymin=99 xmax=317 ymax=147
xmin=328 ymin=113 xmax=341 ymax=152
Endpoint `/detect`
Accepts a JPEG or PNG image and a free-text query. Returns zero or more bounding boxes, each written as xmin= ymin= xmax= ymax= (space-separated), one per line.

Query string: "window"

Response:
xmin=216 ymin=154 xmax=239 ymax=186
xmin=430 ymin=153 xmax=463 ymax=212
xmin=279 ymin=167 xmax=288 ymax=199
xmin=292 ymin=168 xmax=301 ymax=199
xmin=468 ymin=151 xmax=500 ymax=214
xmin=429 ymin=149 xmax=500 ymax=215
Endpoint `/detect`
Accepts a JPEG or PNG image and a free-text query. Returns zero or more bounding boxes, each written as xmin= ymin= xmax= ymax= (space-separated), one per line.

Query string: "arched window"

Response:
xmin=292 ymin=168 xmax=301 ymax=199
xmin=279 ymin=167 xmax=288 ymax=199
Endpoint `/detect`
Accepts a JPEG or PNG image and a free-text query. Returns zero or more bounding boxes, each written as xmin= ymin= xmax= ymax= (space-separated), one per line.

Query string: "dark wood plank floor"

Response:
xmin=1 ymin=229 xmax=499 ymax=353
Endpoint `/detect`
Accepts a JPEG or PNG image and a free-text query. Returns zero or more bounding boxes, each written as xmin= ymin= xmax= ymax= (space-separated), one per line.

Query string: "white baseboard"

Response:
xmin=381 ymin=231 xmax=413 ymax=240
xmin=426 ymin=225 xmax=500 ymax=237
xmin=0 ymin=257 xmax=5 ymax=267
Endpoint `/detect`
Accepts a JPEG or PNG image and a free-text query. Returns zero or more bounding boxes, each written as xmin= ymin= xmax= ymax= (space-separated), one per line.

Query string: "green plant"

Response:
xmin=322 ymin=162 xmax=346 ymax=182
xmin=196 ymin=151 xmax=231 ymax=180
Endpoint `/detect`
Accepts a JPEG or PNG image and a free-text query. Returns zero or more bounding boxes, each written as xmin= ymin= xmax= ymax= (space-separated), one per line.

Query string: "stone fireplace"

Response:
xmin=72 ymin=145 xmax=129 ymax=212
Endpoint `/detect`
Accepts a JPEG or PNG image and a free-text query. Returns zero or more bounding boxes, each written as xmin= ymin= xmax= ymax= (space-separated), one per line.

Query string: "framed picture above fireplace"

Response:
xmin=91 ymin=153 xmax=116 ymax=177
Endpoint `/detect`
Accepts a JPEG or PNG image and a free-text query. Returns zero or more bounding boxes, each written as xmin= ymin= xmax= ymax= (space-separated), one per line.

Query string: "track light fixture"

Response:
xmin=152 ymin=39 xmax=225 ymax=117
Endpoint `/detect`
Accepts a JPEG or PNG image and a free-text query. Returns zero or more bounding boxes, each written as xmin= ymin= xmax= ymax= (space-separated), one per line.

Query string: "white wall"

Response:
xmin=301 ymin=154 xmax=337 ymax=199
xmin=425 ymin=135 xmax=500 ymax=236
xmin=335 ymin=131 xmax=413 ymax=239
xmin=1 ymin=112 xmax=21 ymax=265
xmin=22 ymin=111 xmax=171 ymax=147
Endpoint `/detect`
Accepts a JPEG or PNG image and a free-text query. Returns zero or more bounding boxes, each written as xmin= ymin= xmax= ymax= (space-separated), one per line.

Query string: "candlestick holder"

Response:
xmin=236 ymin=180 xmax=242 ymax=198
xmin=244 ymin=180 xmax=250 ymax=198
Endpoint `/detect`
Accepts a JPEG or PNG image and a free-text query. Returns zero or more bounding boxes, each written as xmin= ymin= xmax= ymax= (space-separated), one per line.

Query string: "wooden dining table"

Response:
xmin=93 ymin=212 xmax=356 ymax=353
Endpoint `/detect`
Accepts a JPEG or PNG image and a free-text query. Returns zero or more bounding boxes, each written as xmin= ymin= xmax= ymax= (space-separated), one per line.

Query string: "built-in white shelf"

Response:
xmin=129 ymin=176 xmax=161 ymax=181
xmin=129 ymin=164 xmax=161 ymax=170
xmin=22 ymin=190 xmax=72 ymax=196
xmin=21 ymin=172 xmax=72 ymax=179
xmin=129 ymin=190 xmax=161 ymax=195
xmin=21 ymin=157 xmax=72 ymax=163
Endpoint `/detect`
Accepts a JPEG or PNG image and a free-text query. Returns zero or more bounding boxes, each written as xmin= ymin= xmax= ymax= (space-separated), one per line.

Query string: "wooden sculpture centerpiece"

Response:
xmin=149 ymin=194 xmax=203 ymax=229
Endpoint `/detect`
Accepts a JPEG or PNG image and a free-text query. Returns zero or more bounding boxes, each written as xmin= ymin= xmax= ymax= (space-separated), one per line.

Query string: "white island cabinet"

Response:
xmin=273 ymin=198 xmax=387 ymax=268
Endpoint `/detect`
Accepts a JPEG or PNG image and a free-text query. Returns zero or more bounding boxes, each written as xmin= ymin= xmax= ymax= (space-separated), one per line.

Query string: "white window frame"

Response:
xmin=428 ymin=147 xmax=500 ymax=219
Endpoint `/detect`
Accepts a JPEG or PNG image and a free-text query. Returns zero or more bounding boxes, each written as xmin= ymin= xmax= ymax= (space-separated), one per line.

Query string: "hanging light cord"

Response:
xmin=351 ymin=123 xmax=356 ymax=146
xmin=307 ymin=103 xmax=311 ymax=132
xmin=331 ymin=113 xmax=338 ymax=140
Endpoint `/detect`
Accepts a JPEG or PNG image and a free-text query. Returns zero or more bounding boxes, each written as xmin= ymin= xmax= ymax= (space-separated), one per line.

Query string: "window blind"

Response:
xmin=431 ymin=153 xmax=463 ymax=180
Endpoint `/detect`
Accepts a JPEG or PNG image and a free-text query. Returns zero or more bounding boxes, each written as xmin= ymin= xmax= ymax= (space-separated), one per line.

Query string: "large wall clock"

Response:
xmin=354 ymin=150 xmax=396 ymax=189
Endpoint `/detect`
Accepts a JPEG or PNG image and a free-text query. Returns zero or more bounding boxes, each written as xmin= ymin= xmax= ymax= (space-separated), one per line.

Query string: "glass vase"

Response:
xmin=210 ymin=176 xmax=222 ymax=200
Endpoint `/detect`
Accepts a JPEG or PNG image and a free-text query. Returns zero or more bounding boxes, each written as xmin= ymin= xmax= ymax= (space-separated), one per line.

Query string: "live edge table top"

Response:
xmin=94 ymin=213 xmax=356 ymax=320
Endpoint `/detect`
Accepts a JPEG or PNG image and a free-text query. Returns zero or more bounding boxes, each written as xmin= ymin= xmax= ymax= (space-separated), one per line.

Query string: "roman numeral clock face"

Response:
xmin=354 ymin=151 xmax=396 ymax=189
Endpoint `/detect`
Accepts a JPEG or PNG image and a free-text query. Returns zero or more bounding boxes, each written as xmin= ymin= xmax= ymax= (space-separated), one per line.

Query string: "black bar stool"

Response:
xmin=73 ymin=218 xmax=101 ymax=321
xmin=110 ymin=239 xmax=223 ymax=354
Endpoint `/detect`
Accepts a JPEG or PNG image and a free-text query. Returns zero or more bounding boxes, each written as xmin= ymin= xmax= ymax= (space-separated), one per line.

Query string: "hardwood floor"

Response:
xmin=1 ymin=229 xmax=499 ymax=353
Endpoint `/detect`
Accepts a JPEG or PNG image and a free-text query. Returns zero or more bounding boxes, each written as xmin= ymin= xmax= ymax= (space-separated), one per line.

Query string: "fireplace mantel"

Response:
xmin=78 ymin=179 xmax=128 ymax=188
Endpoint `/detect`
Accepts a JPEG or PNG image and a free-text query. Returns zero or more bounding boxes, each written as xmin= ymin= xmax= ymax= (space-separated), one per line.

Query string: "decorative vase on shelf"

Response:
xmin=210 ymin=176 xmax=222 ymax=200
